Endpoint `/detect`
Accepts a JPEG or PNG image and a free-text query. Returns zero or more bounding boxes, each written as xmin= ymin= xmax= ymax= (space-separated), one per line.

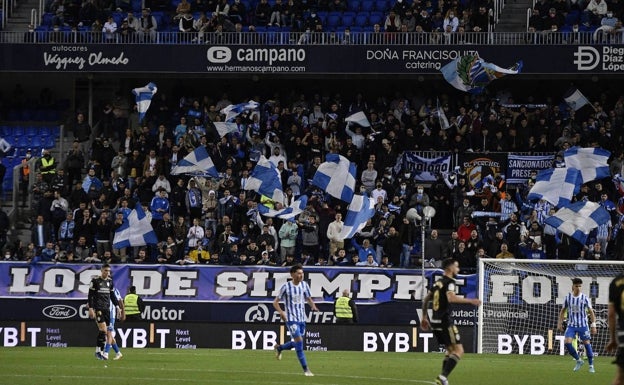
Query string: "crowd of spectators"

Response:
xmin=2 ymin=83 xmax=624 ymax=270
xmin=33 ymin=0 xmax=500 ymax=43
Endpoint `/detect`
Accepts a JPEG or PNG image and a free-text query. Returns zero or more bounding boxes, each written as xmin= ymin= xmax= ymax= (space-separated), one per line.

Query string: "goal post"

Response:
xmin=477 ymin=258 xmax=622 ymax=355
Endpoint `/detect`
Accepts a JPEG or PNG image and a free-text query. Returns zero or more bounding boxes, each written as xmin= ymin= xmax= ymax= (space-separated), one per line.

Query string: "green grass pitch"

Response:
xmin=0 ymin=348 xmax=613 ymax=385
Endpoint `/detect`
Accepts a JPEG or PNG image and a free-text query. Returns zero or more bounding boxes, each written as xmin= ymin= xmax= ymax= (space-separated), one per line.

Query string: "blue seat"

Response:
xmin=16 ymin=136 xmax=30 ymax=149
xmin=348 ymin=0 xmax=361 ymax=11
xmin=342 ymin=11 xmax=355 ymax=26
xmin=131 ymin=0 xmax=143 ymax=12
xmin=355 ymin=12 xmax=368 ymax=27
xmin=361 ymin=0 xmax=374 ymax=11
xmin=565 ymin=12 xmax=579 ymax=26
xmin=327 ymin=12 xmax=342 ymax=28
xmin=0 ymin=126 xmax=10 ymax=137
xmin=12 ymin=126 xmax=24 ymax=137
xmin=374 ymin=0 xmax=388 ymax=11
xmin=31 ymin=135 xmax=44 ymax=149
xmin=317 ymin=11 xmax=328 ymax=25
xmin=368 ymin=11 xmax=383 ymax=25
xmin=44 ymin=136 xmax=56 ymax=149
xmin=25 ymin=126 xmax=39 ymax=137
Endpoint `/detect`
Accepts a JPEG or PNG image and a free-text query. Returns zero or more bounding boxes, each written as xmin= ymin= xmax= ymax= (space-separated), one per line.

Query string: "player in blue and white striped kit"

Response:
xmin=272 ymin=264 xmax=319 ymax=376
xmin=557 ymin=277 xmax=597 ymax=373
xmin=103 ymin=287 xmax=124 ymax=360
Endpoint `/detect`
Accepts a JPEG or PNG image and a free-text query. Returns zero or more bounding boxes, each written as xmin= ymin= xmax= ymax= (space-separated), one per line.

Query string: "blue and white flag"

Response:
xmin=544 ymin=201 xmax=611 ymax=245
xmin=214 ymin=122 xmax=240 ymax=138
xmin=245 ymin=156 xmax=285 ymax=204
xmin=345 ymin=111 xmax=371 ymax=127
xmin=564 ymin=88 xmax=591 ymax=111
xmin=132 ymin=82 xmax=157 ymax=122
xmin=113 ymin=203 xmax=158 ymax=249
xmin=564 ymin=146 xmax=611 ymax=183
xmin=336 ymin=193 xmax=376 ymax=240
xmin=258 ymin=195 xmax=308 ymax=220
xmin=171 ymin=146 xmax=219 ymax=178
xmin=312 ymin=154 xmax=357 ymax=202
xmin=435 ymin=98 xmax=450 ymax=130
xmin=527 ymin=168 xmax=581 ymax=207
xmin=441 ymin=55 xmax=522 ymax=94
xmin=220 ymin=100 xmax=260 ymax=122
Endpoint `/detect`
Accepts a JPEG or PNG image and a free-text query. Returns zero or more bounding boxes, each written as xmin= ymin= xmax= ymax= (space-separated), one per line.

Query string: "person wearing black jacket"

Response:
xmin=88 ymin=264 xmax=122 ymax=360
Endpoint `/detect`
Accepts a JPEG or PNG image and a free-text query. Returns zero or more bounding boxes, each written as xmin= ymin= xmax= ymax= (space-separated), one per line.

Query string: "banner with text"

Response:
xmin=0 ymin=262 xmax=478 ymax=303
xmin=459 ymin=153 xmax=507 ymax=190
xmin=505 ymin=154 xmax=555 ymax=184
xmin=392 ymin=152 xmax=452 ymax=182
xmin=1 ymin=44 xmax=623 ymax=74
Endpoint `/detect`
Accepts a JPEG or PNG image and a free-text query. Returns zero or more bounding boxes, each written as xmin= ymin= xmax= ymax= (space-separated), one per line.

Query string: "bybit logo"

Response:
xmin=573 ymin=46 xmax=600 ymax=71
xmin=207 ymin=47 xmax=232 ymax=63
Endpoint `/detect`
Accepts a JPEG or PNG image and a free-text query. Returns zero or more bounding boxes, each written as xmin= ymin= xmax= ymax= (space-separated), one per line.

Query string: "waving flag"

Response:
xmin=171 ymin=146 xmax=219 ymax=178
xmin=564 ymin=88 xmax=591 ymax=111
xmin=132 ymin=82 xmax=157 ymax=122
xmin=435 ymin=98 xmax=450 ymax=130
xmin=336 ymin=194 xmax=376 ymax=240
xmin=214 ymin=122 xmax=240 ymax=138
xmin=245 ymin=156 xmax=285 ymax=204
xmin=441 ymin=55 xmax=523 ymax=94
xmin=113 ymin=203 xmax=158 ymax=249
xmin=258 ymin=195 xmax=308 ymax=220
xmin=527 ymin=168 xmax=581 ymax=207
xmin=220 ymin=100 xmax=260 ymax=122
xmin=345 ymin=111 xmax=371 ymax=127
xmin=544 ymin=201 xmax=610 ymax=245
xmin=564 ymin=147 xmax=611 ymax=183
xmin=312 ymin=154 xmax=357 ymax=202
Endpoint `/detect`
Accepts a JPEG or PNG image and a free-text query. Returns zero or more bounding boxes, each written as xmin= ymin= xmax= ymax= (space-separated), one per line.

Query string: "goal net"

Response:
xmin=477 ymin=258 xmax=622 ymax=355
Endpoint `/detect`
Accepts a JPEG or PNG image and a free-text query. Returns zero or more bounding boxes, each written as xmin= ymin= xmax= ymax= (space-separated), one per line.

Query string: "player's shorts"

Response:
xmin=286 ymin=321 xmax=306 ymax=340
xmin=95 ymin=309 xmax=111 ymax=326
xmin=565 ymin=326 xmax=591 ymax=341
xmin=432 ymin=321 xmax=461 ymax=347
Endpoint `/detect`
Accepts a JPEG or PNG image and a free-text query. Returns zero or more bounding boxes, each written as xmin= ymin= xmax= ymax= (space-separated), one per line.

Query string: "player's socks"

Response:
xmin=585 ymin=344 xmax=594 ymax=365
xmin=442 ymin=356 xmax=449 ymax=373
xmin=112 ymin=344 xmax=120 ymax=354
xmin=565 ymin=342 xmax=580 ymax=360
xmin=441 ymin=354 xmax=460 ymax=377
xmin=281 ymin=341 xmax=295 ymax=350
xmin=97 ymin=331 xmax=107 ymax=351
xmin=294 ymin=340 xmax=308 ymax=369
xmin=104 ymin=343 xmax=111 ymax=354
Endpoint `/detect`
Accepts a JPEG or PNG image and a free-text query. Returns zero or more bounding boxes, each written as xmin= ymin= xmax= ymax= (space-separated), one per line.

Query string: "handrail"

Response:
xmin=38 ymin=0 xmax=44 ymax=27
xmin=30 ymin=8 xmax=36 ymax=27
xmin=0 ymin=29 xmax=604 ymax=45
xmin=526 ymin=7 xmax=531 ymax=31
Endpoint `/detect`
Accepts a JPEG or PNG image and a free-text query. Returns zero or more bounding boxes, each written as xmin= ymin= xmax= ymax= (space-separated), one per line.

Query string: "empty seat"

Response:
xmin=368 ymin=11 xmax=383 ymax=26
xmin=327 ymin=12 xmax=342 ymax=28
xmin=347 ymin=0 xmax=361 ymax=11
xmin=25 ymin=126 xmax=39 ymax=137
xmin=342 ymin=11 xmax=356 ymax=26
xmin=355 ymin=12 xmax=368 ymax=27
xmin=374 ymin=0 xmax=388 ymax=11
xmin=361 ymin=0 xmax=374 ymax=11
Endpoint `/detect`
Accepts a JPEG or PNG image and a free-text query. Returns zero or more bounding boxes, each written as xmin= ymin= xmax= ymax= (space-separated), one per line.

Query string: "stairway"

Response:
xmin=3 ymin=0 xmax=40 ymax=32
xmin=494 ymin=0 xmax=533 ymax=32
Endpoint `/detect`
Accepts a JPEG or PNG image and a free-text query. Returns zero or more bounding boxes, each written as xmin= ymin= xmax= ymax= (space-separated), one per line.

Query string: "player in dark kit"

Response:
xmin=420 ymin=258 xmax=481 ymax=385
xmin=607 ymin=273 xmax=624 ymax=385
xmin=88 ymin=263 xmax=121 ymax=360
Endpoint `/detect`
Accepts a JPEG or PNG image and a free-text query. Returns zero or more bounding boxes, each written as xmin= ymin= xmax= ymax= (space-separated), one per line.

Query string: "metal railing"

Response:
xmin=0 ymin=29 xmax=614 ymax=45
xmin=29 ymin=7 xmax=36 ymax=27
